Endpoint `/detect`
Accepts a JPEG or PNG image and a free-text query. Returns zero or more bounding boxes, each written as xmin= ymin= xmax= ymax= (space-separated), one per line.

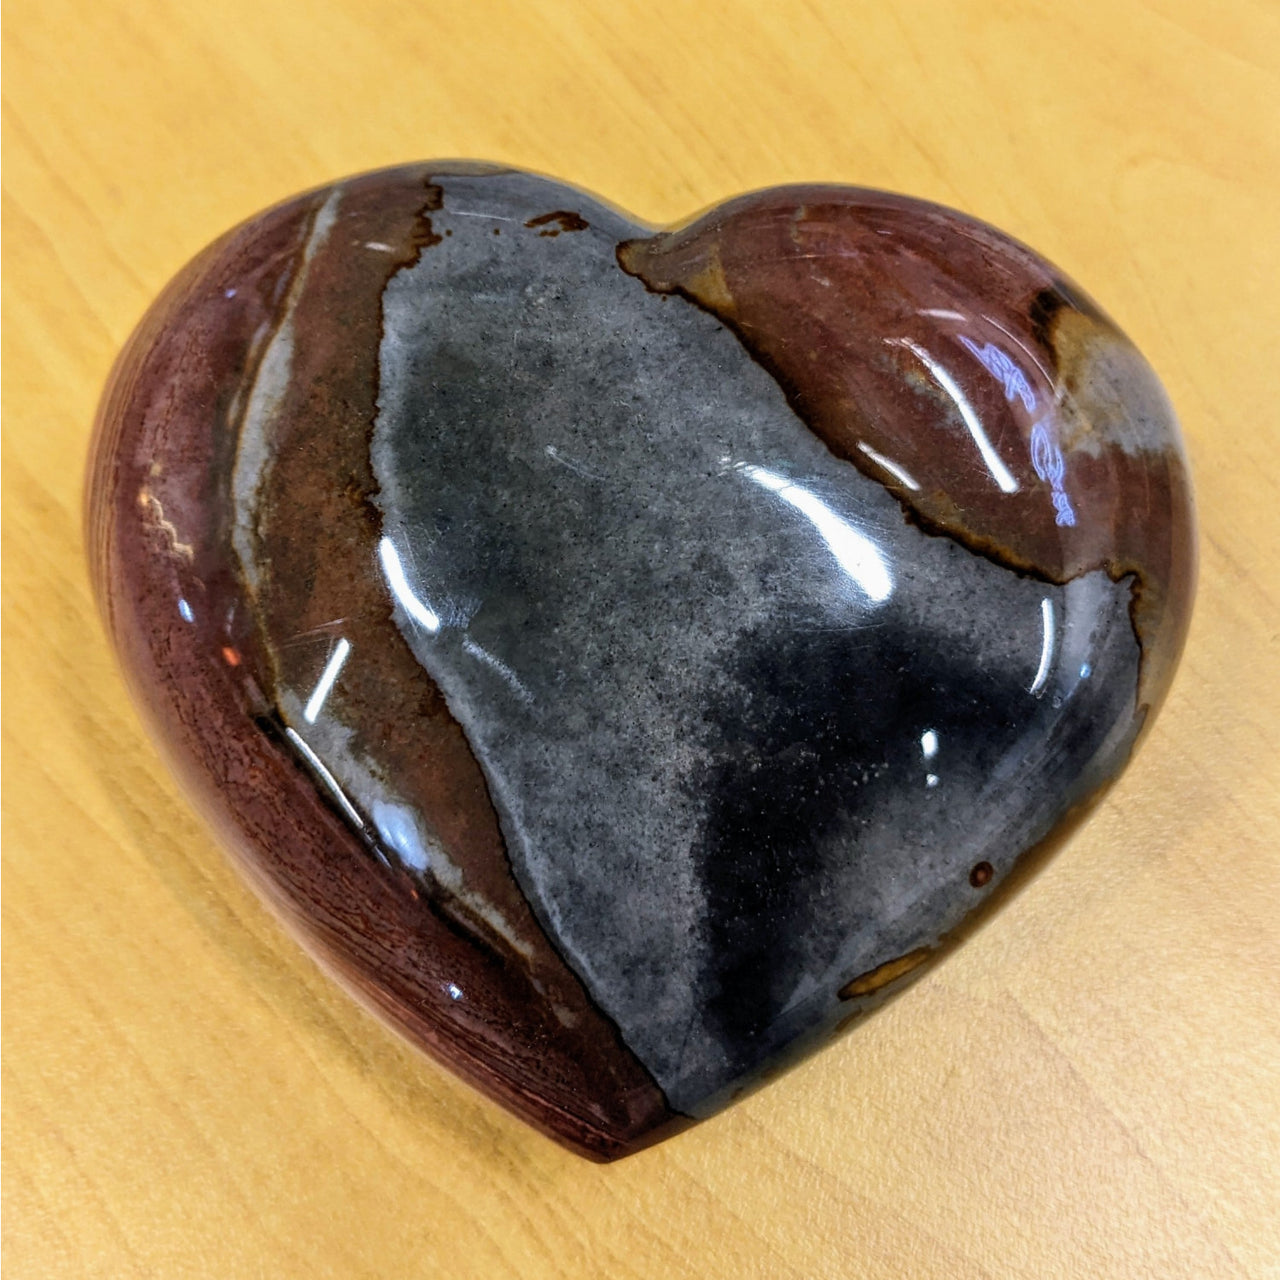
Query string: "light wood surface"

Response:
xmin=5 ymin=2 xmax=1279 ymax=1276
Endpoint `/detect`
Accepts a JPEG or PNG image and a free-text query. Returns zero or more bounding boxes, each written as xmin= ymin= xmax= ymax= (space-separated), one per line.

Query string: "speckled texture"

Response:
xmin=363 ymin=171 xmax=1145 ymax=1112
xmin=87 ymin=164 xmax=1195 ymax=1154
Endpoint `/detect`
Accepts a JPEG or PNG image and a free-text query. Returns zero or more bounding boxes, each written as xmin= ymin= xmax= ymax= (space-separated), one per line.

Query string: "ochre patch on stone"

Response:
xmin=840 ymin=948 xmax=934 ymax=999
xmin=524 ymin=210 xmax=590 ymax=236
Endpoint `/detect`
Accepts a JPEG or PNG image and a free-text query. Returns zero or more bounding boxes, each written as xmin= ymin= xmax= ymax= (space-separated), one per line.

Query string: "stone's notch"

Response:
xmin=87 ymin=163 xmax=1195 ymax=1158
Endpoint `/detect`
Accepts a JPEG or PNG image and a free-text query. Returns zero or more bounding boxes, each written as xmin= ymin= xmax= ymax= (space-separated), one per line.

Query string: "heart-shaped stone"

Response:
xmin=87 ymin=164 xmax=1194 ymax=1159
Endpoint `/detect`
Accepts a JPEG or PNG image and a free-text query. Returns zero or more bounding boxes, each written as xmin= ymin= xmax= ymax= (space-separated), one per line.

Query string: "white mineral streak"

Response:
xmin=231 ymin=187 xmax=342 ymax=595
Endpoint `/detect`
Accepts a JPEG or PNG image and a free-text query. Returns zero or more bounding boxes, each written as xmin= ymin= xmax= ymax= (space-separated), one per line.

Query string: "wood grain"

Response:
xmin=4 ymin=1 xmax=1278 ymax=1275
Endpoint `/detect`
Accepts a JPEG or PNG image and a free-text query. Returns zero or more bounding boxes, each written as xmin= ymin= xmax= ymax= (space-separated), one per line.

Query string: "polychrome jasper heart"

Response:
xmin=87 ymin=164 xmax=1195 ymax=1159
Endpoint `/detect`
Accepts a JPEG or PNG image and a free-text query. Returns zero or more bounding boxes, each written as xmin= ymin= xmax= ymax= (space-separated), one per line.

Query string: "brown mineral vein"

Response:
xmin=90 ymin=166 xmax=680 ymax=1158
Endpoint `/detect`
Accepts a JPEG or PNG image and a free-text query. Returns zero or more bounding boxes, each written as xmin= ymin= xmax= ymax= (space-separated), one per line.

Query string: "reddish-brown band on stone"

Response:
xmin=618 ymin=188 xmax=1196 ymax=716
xmin=86 ymin=167 xmax=685 ymax=1161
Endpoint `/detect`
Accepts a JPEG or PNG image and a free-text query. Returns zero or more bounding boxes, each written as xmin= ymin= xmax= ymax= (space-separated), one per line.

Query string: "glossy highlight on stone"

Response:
xmin=87 ymin=164 xmax=1195 ymax=1159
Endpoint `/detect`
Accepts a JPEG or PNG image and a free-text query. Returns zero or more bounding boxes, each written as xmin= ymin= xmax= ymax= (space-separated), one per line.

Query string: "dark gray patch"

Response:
xmin=369 ymin=171 xmax=1144 ymax=1113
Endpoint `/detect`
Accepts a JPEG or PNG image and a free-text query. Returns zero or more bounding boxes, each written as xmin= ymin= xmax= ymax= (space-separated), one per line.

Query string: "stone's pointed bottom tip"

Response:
xmin=86 ymin=162 xmax=1194 ymax=1158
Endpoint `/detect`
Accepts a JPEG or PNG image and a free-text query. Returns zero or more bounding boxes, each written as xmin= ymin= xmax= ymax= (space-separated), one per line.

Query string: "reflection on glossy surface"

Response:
xmin=893 ymin=337 xmax=1021 ymax=494
xmin=87 ymin=163 xmax=1195 ymax=1158
xmin=736 ymin=463 xmax=894 ymax=603
xmin=303 ymin=637 xmax=350 ymax=724
xmin=378 ymin=535 xmax=440 ymax=634
xmin=1030 ymin=598 xmax=1057 ymax=697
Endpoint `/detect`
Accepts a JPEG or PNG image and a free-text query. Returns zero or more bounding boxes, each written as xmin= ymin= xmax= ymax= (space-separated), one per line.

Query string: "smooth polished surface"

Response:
xmin=5 ymin=0 xmax=1279 ymax=1270
xmin=88 ymin=164 xmax=1191 ymax=1152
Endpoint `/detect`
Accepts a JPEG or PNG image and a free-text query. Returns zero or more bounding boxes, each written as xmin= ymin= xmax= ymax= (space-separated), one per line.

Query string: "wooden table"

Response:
xmin=5 ymin=2 xmax=1278 ymax=1275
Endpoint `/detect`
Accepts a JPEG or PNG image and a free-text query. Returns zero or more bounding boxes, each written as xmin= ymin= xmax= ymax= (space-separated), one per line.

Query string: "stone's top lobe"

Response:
xmin=619 ymin=188 xmax=1195 ymax=712
xmin=87 ymin=164 xmax=1195 ymax=1158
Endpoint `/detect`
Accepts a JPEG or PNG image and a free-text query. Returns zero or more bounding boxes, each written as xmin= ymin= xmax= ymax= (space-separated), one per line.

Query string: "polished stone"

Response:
xmin=87 ymin=164 xmax=1195 ymax=1158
